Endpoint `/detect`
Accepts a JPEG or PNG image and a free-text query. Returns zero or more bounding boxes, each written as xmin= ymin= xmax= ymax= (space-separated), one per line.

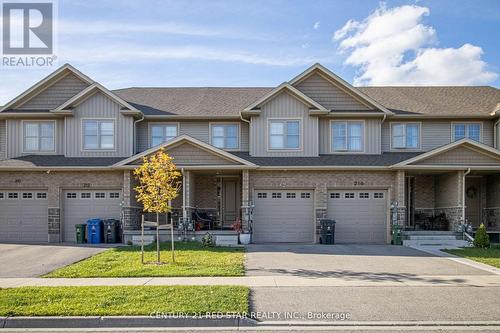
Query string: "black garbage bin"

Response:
xmin=75 ymin=224 xmax=86 ymax=243
xmin=103 ymin=219 xmax=120 ymax=243
xmin=320 ymin=219 xmax=336 ymax=244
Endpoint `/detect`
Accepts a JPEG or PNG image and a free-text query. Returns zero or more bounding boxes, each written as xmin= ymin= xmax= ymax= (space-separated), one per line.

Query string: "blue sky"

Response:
xmin=1 ymin=0 xmax=499 ymax=104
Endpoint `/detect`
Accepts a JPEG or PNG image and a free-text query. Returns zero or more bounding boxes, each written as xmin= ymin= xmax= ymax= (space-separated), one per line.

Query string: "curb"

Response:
xmin=1 ymin=316 xmax=257 ymax=329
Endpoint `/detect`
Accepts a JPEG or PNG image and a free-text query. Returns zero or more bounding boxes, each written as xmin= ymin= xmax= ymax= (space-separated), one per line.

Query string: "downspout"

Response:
xmin=494 ymin=118 xmax=500 ymax=149
xmin=240 ymin=112 xmax=251 ymax=125
xmin=462 ymin=168 xmax=471 ymax=225
xmin=133 ymin=114 xmax=145 ymax=154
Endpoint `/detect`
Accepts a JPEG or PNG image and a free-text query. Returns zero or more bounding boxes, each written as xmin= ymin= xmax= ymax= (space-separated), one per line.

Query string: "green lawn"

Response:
xmin=444 ymin=245 xmax=500 ymax=268
xmin=45 ymin=242 xmax=244 ymax=278
xmin=0 ymin=286 xmax=248 ymax=316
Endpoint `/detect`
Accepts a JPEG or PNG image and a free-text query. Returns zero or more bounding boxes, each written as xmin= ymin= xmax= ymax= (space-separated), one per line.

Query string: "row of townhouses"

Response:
xmin=0 ymin=63 xmax=499 ymax=244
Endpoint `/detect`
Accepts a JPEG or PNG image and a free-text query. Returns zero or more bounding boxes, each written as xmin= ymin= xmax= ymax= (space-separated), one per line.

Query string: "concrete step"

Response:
xmin=408 ymin=235 xmax=459 ymax=240
xmin=403 ymin=239 xmax=470 ymax=247
xmin=403 ymin=231 xmax=457 ymax=236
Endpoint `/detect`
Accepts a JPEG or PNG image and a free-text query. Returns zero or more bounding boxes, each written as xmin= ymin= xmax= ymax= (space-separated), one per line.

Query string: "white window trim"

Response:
xmin=21 ymin=120 xmax=57 ymax=154
xmin=81 ymin=118 xmax=117 ymax=152
xmin=209 ymin=122 xmax=241 ymax=151
xmin=451 ymin=121 xmax=483 ymax=142
xmin=329 ymin=119 xmax=365 ymax=154
xmin=148 ymin=122 xmax=180 ymax=148
xmin=266 ymin=118 xmax=303 ymax=152
xmin=390 ymin=122 xmax=422 ymax=151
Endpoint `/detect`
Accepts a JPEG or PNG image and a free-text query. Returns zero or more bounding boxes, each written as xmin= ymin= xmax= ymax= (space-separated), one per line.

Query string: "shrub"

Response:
xmin=202 ymin=233 xmax=215 ymax=247
xmin=473 ymin=223 xmax=490 ymax=248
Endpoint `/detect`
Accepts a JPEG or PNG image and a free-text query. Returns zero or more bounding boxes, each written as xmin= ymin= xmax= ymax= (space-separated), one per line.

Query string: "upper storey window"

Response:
xmin=23 ymin=121 xmax=55 ymax=152
xmin=151 ymin=124 xmax=178 ymax=147
xmin=391 ymin=123 xmax=420 ymax=149
xmin=83 ymin=119 xmax=115 ymax=150
xmin=453 ymin=123 xmax=481 ymax=142
xmin=211 ymin=123 xmax=239 ymax=149
xmin=331 ymin=121 xmax=363 ymax=152
xmin=268 ymin=119 xmax=300 ymax=150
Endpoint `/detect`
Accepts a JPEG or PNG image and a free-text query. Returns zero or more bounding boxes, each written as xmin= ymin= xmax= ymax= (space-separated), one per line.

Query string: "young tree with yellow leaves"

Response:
xmin=134 ymin=148 xmax=181 ymax=264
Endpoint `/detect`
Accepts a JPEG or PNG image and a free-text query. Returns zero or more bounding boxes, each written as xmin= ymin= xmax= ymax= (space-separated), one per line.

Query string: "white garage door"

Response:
xmin=327 ymin=190 xmax=387 ymax=244
xmin=253 ymin=190 xmax=314 ymax=243
xmin=0 ymin=190 xmax=48 ymax=243
xmin=63 ymin=190 xmax=122 ymax=242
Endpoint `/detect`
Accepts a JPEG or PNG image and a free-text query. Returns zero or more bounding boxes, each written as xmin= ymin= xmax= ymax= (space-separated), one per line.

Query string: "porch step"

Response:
xmin=407 ymin=235 xmax=458 ymax=240
xmin=403 ymin=239 xmax=470 ymax=247
xmin=403 ymin=231 xmax=457 ymax=236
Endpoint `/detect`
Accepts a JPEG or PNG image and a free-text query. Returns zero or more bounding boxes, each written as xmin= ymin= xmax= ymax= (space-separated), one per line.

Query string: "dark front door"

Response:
xmin=222 ymin=178 xmax=240 ymax=227
xmin=465 ymin=177 xmax=482 ymax=227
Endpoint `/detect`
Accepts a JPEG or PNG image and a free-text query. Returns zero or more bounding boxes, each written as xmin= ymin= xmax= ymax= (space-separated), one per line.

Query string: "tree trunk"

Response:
xmin=156 ymin=212 xmax=160 ymax=264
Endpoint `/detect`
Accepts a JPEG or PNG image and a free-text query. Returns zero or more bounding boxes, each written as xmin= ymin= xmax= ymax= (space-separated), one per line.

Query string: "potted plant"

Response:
xmin=231 ymin=218 xmax=251 ymax=245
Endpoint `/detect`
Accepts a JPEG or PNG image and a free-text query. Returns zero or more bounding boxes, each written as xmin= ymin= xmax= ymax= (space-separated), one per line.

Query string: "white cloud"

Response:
xmin=313 ymin=21 xmax=320 ymax=30
xmin=333 ymin=4 xmax=497 ymax=85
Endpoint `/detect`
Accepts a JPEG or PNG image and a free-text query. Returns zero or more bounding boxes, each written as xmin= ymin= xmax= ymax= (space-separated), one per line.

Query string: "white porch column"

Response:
xmin=241 ymin=170 xmax=250 ymax=230
xmin=182 ymin=170 xmax=194 ymax=219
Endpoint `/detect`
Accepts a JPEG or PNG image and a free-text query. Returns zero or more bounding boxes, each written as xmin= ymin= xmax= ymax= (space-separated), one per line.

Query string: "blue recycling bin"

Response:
xmin=87 ymin=218 xmax=103 ymax=244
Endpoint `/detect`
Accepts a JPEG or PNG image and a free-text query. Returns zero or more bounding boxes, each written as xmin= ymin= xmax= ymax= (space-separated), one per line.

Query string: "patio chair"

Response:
xmin=192 ymin=210 xmax=216 ymax=230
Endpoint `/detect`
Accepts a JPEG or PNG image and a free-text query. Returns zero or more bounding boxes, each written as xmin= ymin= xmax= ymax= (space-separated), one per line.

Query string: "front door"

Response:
xmin=222 ymin=178 xmax=240 ymax=227
xmin=465 ymin=177 xmax=482 ymax=227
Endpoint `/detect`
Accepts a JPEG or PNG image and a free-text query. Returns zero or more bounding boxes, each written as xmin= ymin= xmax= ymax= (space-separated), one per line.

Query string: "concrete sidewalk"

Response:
xmin=0 ymin=274 xmax=498 ymax=288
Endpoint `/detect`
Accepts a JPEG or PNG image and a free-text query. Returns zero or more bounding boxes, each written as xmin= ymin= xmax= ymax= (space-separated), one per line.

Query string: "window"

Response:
xmin=23 ymin=121 xmax=55 ymax=152
xmin=374 ymin=192 xmax=384 ymax=199
xmin=330 ymin=192 xmax=340 ymax=199
xmin=36 ymin=193 xmax=47 ymax=199
xmin=272 ymin=192 xmax=282 ymax=199
xmin=301 ymin=192 xmax=311 ymax=199
xmin=151 ymin=124 xmax=177 ymax=147
xmin=81 ymin=192 xmax=91 ymax=199
xmin=257 ymin=192 xmax=267 ymax=199
xmin=22 ymin=193 xmax=33 ymax=199
xmin=95 ymin=192 xmax=106 ymax=199
xmin=345 ymin=193 xmax=355 ymax=199
xmin=8 ymin=192 xmax=18 ymax=199
xmin=83 ymin=120 xmax=115 ymax=150
xmin=268 ymin=120 xmax=300 ymax=150
xmin=286 ymin=192 xmax=296 ymax=199
xmin=453 ymin=123 xmax=481 ymax=141
xmin=66 ymin=193 xmax=77 ymax=199
xmin=359 ymin=192 xmax=369 ymax=199
xmin=0 ymin=193 xmax=4 ymax=199
xmin=109 ymin=192 xmax=120 ymax=199
xmin=211 ymin=124 xmax=239 ymax=149
xmin=331 ymin=121 xmax=363 ymax=152
xmin=392 ymin=123 xmax=420 ymax=149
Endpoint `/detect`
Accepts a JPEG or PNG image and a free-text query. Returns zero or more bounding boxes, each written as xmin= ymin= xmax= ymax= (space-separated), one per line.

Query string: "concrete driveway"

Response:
xmin=245 ymin=243 xmax=490 ymax=278
xmin=0 ymin=243 xmax=109 ymax=277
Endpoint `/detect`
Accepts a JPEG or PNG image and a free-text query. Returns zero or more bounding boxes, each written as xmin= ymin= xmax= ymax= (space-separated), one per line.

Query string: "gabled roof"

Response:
xmin=113 ymin=134 xmax=257 ymax=168
xmin=289 ymin=63 xmax=393 ymax=115
xmin=53 ymin=83 xmax=142 ymax=115
xmin=0 ymin=64 xmax=94 ymax=112
xmin=392 ymin=139 xmax=500 ymax=169
xmin=242 ymin=83 xmax=328 ymax=114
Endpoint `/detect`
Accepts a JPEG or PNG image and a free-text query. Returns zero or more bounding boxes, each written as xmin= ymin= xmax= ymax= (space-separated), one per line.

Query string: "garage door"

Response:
xmin=63 ymin=190 xmax=122 ymax=242
xmin=253 ymin=190 xmax=314 ymax=243
xmin=327 ymin=190 xmax=387 ymax=244
xmin=0 ymin=190 xmax=48 ymax=243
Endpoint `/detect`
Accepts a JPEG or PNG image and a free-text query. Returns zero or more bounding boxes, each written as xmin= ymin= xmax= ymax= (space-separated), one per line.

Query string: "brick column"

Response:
xmin=394 ymin=170 xmax=406 ymax=226
xmin=122 ymin=170 xmax=141 ymax=231
xmin=47 ymin=184 xmax=60 ymax=243
xmin=314 ymin=182 xmax=328 ymax=243
xmin=241 ymin=170 xmax=250 ymax=231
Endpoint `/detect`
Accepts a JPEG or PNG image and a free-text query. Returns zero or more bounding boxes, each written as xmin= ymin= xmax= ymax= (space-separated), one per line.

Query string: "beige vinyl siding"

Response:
xmin=295 ymin=73 xmax=370 ymax=111
xmin=65 ymin=92 xmax=133 ymax=157
xmin=250 ymin=91 xmax=318 ymax=157
xmin=318 ymin=118 xmax=381 ymax=154
xmin=136 ymin=120 xmax=249 ymax=153
xmin=6 ymin=119 xmax=64 ymax=158
xmin=167 ymin=143 xmax=237 ymax=165
xmin=382 ymin=120 xmax=495 ymax=152
xmin=415 ymin=147 xmax=500 ymax=165
xmin=18 ymin=74 xmax=90 ymax=110
xmin=0 ymin=120 xmax=5 ymax=160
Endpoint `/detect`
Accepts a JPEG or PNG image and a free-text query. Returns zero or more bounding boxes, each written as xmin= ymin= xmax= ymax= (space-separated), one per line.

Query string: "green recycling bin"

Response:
xmin=75 ymin=224 xmax=86 ymax=243
xmin=391 ymin=224 xmax=403 ymax=245
xmin=103 ymin=219 xmax=120 ymax=243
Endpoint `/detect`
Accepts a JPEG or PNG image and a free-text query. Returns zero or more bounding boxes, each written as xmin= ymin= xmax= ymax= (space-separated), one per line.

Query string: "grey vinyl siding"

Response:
xmin=496 ymin=122 xmax=500 ymax=149
xmin=65 ymin=92 xmax=133 ymax=157
xmin=295 ymin=73 xmax=370 ymax=111
xmin=319 ymin=118 xmax=381 ymax=154
xmin=167 ymin=143 xmax=237 ymax=165
xmin=6 ymin=119 xmax=64 ymax=158
xmin=382 ymin=120 xmax=495 ymax=152
xmin=19 ymin=74 xmax=89 ymax=110
xmin=250 ymin=91 xmax=318 ymax=157
xmin=0 ymin=120 xmax=5 ymax=160
xmin=136 ymin=120 xmax=249 ymax=153
xmin=416 ymin=146 xmax=500 ymax=165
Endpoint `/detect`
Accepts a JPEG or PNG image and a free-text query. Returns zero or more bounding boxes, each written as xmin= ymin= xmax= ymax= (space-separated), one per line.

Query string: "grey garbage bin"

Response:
xmin=103 ymin=219 xmax=120 ymax=243
xmin=320 ymin=219 xmax=336 ymax=244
